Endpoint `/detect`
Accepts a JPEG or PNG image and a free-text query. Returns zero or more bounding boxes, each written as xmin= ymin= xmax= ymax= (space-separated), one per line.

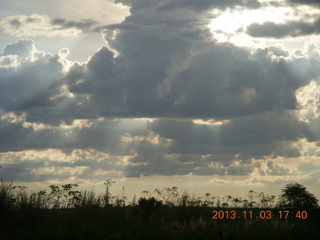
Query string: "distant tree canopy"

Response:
xmin=278 ymin=183 xmax=319 ymax=209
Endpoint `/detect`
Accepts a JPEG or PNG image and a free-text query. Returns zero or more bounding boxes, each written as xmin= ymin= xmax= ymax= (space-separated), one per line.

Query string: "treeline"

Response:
xmin=0 ymin=178 xmax=294 ymax=210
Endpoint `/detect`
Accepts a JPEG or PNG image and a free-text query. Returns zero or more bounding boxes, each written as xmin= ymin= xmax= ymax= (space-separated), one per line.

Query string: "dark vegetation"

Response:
xmin=0 ymin=179 xmax=319 ymax=240
xmin=278 ymin=183 xmax=319 ymax=209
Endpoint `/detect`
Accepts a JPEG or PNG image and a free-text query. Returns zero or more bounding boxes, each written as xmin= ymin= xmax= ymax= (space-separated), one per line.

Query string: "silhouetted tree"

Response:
xmin=247 ymin=190 xmax=257 ymax=207
xmin=278 ymin=183 xmax=318 ymax=209
xmin=154 ymin=186 xmax=179 ymax=206
xmin=202 ymin=193 xmax=215 ymax=207
xmin=222 ymin=202 xmax=228 ymax=207
xmin=62 ymin=184 xmax=79 ymax=208
xmin=259 ymin=192 xmax=275 ymax=207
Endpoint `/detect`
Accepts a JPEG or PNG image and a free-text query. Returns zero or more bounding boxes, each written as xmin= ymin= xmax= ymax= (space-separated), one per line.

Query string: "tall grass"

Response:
xmin=0 ymin=180 xmax=319 ymax=240
xmin=0 ymin=180 xmax=284 ymax=210
xmin=0 ymin=180 xmax=15 ymax=210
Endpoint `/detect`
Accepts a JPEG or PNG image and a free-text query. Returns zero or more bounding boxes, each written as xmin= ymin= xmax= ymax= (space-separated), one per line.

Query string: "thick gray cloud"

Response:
xmin=4 ymin=1 xmax=318 ymax=122
xmin=1 ymin=0 xmax=320 ymax=182
xmin=247 ymin=18 xmax=320 ymax=38
xmin=66 ymin=35 xmax=320 ymax=119
xmin=149 ymin=112 xmax=304 ymax=160
xmin=0 ymin=116 xmax=69 ymax=152
xmin=0 ymin=110 xmax=305 ymax=179
xmin=0 ymin=39 xmax=64 ymax=112
xmin=0 ymin=115 xmax=149 ymax=155
xmin=62 ymin=0 xmax=320 ymax=120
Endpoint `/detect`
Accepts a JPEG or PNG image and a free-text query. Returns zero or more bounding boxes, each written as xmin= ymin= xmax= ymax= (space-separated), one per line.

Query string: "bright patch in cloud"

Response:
xmin=209 ymin=6 xmax=298 ymax=47
xmin=296 ymin=80 xmax=320 ymax=122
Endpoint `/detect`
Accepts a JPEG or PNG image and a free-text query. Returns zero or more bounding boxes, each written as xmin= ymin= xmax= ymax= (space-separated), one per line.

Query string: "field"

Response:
xmin=1 ymin=181 xmax=319 ymax=240
xmin=1 ymin=207 xmax=320 ymax=240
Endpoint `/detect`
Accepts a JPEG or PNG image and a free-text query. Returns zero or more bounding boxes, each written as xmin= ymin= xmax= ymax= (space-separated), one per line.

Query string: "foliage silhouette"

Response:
xmin=278 ymin=183 xmax=318 ymax=209
xmin=138 ymin=197 xmax=163 ymax=218
xmin=104 ymin=178 xmax=116 ymax=207
xmin=1 ymin=180 xmax=320 ymax=240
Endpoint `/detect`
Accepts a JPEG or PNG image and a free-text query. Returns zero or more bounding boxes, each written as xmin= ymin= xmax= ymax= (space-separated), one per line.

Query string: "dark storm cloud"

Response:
xmin=247 ymin=18 xmax=320 ymax=38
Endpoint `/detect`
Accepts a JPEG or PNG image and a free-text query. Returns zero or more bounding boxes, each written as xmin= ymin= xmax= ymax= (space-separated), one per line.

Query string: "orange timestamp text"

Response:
xmin=212 ymin=210 xmax=308 ymax=220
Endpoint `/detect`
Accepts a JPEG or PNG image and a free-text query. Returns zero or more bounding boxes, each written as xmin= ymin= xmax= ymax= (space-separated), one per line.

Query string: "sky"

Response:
xmin=1 ymin=0 xmax=320 ymax=203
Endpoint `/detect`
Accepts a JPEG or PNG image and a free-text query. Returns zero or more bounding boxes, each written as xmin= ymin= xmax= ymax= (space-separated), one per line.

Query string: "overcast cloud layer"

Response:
xmin=1 ymin=0 xmax=320 ymax=197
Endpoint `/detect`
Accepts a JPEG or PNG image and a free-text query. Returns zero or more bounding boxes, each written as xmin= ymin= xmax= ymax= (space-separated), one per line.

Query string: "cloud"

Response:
xmin=65 ymin=34 xmax=320 ymax=119
xmin=61 ymin=0 xmax=320 ymax=121
xmin=287 ymin=0 xmax=320 ymax=6
xmin=247 ymin=18 xmax=320 ymax=39
xmin=115 ymin=0 xmax=261 ymax=12
xmin=148 ymin=112 xmax=304 ymax=161
xmin=1 ymin=0 xmax=320 ymax=183
xmin=4 ymin=2 xmax=319 ymax=123
xmin=0 ymin=39 xmax=65 ymax=113
xmin=0 ymin=113 xmax=151 ymax=156
xmin=1 ymin=38 xmax=35 ymax=59
xmin=266 ymin=161 xmax=291 ymax=175
xmin=0 ymin=14 xmax=99 ymax=37
xmin=0 ymin=111 xmax=304 ymax=180
xmin=0 ymin=55 xmax=20 ymax=68
xmin=0 ymin=149 xmax=125 ymax=182
xmin=50 ymin=18 xmax=99 ymax=32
